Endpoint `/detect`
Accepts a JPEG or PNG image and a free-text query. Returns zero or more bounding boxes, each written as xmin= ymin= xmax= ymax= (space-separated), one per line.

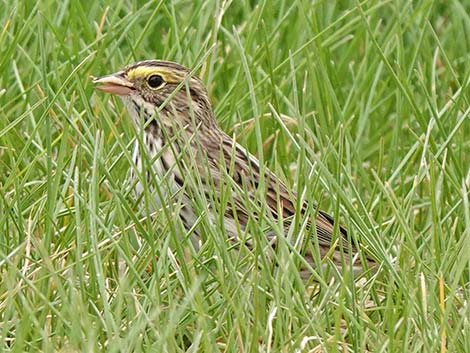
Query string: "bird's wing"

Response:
xmin=213 ymin=134 xmax=352 ymax=250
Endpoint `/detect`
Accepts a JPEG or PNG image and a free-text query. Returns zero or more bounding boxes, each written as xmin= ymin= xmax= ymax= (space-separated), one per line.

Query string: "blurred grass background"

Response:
xmin=1 ymin=0 xmax=470 ymax=352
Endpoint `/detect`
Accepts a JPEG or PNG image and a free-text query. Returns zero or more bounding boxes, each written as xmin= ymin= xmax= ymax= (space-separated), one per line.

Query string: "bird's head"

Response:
xmin=93 ymin=60 xmax=215 ymax=129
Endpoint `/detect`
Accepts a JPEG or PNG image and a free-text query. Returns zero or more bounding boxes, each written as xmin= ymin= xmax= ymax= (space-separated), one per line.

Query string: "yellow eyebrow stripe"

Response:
xmin=127 ymin=66 xmax=181 ymax=83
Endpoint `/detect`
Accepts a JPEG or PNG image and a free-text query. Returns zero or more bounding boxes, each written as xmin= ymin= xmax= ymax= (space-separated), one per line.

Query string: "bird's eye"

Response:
xmin=147 ymin=74 xmax=164 ymax=89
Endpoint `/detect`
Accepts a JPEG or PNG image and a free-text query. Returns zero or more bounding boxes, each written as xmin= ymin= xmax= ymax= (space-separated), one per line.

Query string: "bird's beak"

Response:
xmin=92 ymin=72 xmax=135 ymax=95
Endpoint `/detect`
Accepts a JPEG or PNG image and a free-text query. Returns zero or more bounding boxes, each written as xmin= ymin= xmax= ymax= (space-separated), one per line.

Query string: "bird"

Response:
xmin=92 ymin=59 xmax=374 ymax=278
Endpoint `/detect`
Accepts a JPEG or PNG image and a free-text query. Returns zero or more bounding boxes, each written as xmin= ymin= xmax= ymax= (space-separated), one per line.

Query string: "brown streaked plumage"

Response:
xmin=93 ymin=60 xmax=374 ymax=278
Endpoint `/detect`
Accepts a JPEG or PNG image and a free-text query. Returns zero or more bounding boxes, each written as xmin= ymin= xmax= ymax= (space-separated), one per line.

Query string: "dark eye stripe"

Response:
xmin=147 ymin=74 xmax=164 ymax=89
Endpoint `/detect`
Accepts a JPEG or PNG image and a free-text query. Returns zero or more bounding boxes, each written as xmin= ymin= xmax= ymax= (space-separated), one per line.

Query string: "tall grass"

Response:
xmin=1 ymin=0 xmax=469 ymax=352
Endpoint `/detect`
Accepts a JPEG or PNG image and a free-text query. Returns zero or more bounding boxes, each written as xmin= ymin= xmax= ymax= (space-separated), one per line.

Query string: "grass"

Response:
xmin=1 ymin=0 xmax=470 ymax=351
